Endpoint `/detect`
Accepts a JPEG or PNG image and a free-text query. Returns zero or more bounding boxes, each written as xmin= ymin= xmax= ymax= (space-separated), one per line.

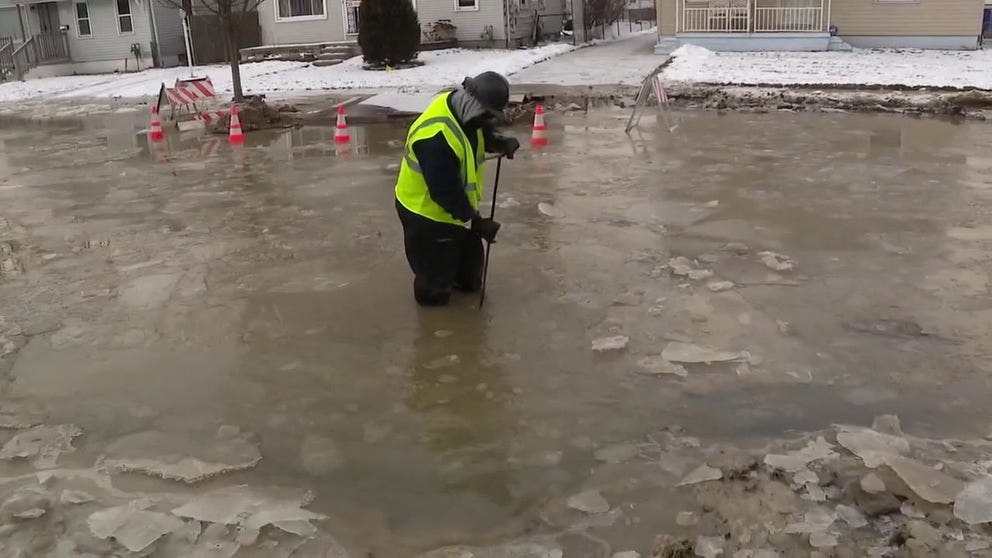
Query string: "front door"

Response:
xmin=36 ymin=2 xmax=60 ymax=34
xmin=343 ymin=0 xmax=360 ymax=35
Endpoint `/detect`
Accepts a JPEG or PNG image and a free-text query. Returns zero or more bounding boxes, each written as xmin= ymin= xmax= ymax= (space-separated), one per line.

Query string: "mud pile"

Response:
xmin=212 ymin=96 xmax=302 ymax=134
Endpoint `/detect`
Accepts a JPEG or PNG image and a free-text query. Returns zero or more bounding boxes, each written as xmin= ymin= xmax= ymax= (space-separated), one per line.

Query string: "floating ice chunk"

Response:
xmin=836 ymin=504 xmax=867 ymax=528
xmin=695 ymin=536 xmax=724 ymax=558
xmin=885 ymin=455 xmax=963 ymax=504
xmin=785 ymin=507 xmax=836 ymax=534
xmin=89 ymin=503 xmax=184 ymax=553
xmin=0 ymin=399 xmax=46 ymax=429
xmin=171 ymin=485 xmax=325 ymax=536
xmin=860 ymin=473 xmax=886 ymax=494
xmin=764 ymin=437 xmax=837 ymax=473
xmin=809 ymin=531 xmax=838 ymax=548
xmin=954 ymin=476 xmax=992 ymax=525
xmin=102 ymin=428 xmax=261 ymax=483
xmin=592 ymin=336 xmax=629 ymax=352
xmin=707 ymin=281 xmax=735 ymax=292
xmin=836 ymin=425 xmax=910 ymax=468
xmin=662 ymin=342 xmax=743 ymax=364
xmin=61 ymin=490 xmax=96 ymax=505
xmin=637 ymin=356 xmax=688 ymax=377
xmin=538 ymin=202 xmax=564 ymax=218
xmin=594 ymin=443 xmax=640 ymax=463
xmin=758 ymin=251 xmax=794 ymax=272
xmin=678 ymin=463 xmax=723 ymax=486
xmin=567 ymin=490 xmax=610 ymax=514
xmin=0 ymin=424 xmax=82 ymax=468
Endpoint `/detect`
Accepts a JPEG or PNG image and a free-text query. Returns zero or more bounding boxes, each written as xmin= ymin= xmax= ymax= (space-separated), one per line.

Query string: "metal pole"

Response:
xmin=181 ymin=14 xmax=194 ymax=75
xmin=478 ymin=156 xmax=503 ymax=309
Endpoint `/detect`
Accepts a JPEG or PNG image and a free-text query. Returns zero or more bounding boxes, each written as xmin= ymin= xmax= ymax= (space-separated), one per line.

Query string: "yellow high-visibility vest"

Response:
xmin=395 ymin=92 xmax=486 ymax=226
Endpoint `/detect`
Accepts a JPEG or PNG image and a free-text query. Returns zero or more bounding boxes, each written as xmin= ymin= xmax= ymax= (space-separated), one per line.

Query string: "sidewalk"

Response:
xmin=511 ymin=31 xmax=663 ymax=87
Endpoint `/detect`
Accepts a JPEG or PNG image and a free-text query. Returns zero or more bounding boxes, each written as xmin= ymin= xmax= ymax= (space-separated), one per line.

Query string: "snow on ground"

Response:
xmin=511 ymin=32 xmax=662 ymax=86
xmin=662 ymin=45 xmax=992 ymax=90
xmin=0 ymin=43 xmax=574 ymax=104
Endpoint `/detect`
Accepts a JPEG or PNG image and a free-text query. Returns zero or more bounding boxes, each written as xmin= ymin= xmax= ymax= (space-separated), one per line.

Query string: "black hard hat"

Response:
xmin=462 ymin=71 xmax=510 ymax=113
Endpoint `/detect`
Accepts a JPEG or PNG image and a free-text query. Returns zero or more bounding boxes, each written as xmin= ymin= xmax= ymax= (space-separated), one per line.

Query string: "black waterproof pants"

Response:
xmin=396 ymin=199 xmax=484 ymax=306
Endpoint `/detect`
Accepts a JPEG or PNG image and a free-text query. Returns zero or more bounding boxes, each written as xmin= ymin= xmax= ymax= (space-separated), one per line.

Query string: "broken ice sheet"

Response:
xmin=785 ymin=507 xmax=837 ymax=534
xmin=0 ymin=399 xmax=47 ymax=429
xmin=764 ymin=437 xmax=838 ymax=473
xmin=636 ymin=356 xmax=688 ymax=377
xmin=694 ymin=536 xmax=724 ymax=558
xmin=592 ymin=335 xmax=629 ymax=352
xmin=678 ymin=463 xmax=722 ymax=486
xmin=566 ymin=490 xmax=610 ymax=514
xmin=423 ymin=354 xmax=461 ymax=370
xmin=758 ymin=251 xmax=794 ymax=272
xmin=0 ymin=424 xmax=82 ymax=468
xmin=537 ymin=202 xmax=564 ymax=218
xmin=835 ymin=425 xmax=910 ymax=468
xmin=662 ymin=342 xmax=743 ymax=364
xmin=954 ymin=476 xmax=992 ymax=525
xmin=171 ymin=485 xmax=325 ymax=535
xmin=102 ymin=427 xmax=261 ymax=483
xmin=836 ymin=504 xmax=868 ymax=528
xmin=88 ymin=502 xmax=184 ymax=553
xmin=885 ymin=455 xmax=964 ymax=505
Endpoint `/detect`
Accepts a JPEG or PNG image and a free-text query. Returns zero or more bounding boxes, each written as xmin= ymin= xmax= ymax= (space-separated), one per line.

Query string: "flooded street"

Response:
xmin=2 ymin=107 xmax=992 ymax=557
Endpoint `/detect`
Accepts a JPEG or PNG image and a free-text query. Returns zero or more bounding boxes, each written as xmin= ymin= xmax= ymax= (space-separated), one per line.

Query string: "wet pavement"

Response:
xmin=2 ymin=107 xmax=992 ymax=556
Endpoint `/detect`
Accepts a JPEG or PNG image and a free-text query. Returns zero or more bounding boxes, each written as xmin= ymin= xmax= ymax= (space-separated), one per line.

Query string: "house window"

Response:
xmin=345 ymin=0 xmax=360 ymax=34
xmin=456 ymin=0 xmax=479 ymax=11
xmin=75 ymin=2 xmax=92 ymax=37
xmin=277 ymin=0 xmax=326 ymax=20
xmin=116 ymin=0 xmax=133 ymax=33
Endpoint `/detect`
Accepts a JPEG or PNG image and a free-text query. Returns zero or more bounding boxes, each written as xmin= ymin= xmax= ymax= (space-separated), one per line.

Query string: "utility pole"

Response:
xmin=571 ymin=0 xmax=585 ymax=43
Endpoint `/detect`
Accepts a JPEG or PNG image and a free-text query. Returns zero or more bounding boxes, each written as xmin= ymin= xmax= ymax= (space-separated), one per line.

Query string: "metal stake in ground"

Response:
xmin=479 ymin=156 xmax=503 ymax=309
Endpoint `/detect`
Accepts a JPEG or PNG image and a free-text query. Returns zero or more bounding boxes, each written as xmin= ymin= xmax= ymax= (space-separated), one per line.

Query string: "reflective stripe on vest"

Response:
xmin=395 ymin=93 xmax=486 ymax=226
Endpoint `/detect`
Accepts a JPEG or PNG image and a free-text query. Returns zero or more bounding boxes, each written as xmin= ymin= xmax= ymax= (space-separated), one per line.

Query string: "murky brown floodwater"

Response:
xmin=1 ymin=107 xmax=992 ymax=556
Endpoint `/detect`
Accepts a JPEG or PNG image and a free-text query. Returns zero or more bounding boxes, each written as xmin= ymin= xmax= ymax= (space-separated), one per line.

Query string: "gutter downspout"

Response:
xmin=504 ymin=0 xmax=510 ymax=48
xmin=147 ymin=0 xmax=163 ymax=67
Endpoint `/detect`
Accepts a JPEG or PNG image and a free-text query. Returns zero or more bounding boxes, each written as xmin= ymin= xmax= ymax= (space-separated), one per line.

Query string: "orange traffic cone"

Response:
xmin=153 ymin=139 xmax=167 ymax=164
xmin=531 ymin=104 xmax=548 ymax=147
xmin=149 ymin=105 xmax=165 ymax=142
xmin=229 ymin=105 xmax=245 ymax=144
xmin=334 ymin=105 xmax=350 ymax=144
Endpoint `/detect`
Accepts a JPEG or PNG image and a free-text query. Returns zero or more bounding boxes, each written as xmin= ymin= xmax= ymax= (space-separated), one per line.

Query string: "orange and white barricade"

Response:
xmin=157 ymin=77 xmax=227 ymax=131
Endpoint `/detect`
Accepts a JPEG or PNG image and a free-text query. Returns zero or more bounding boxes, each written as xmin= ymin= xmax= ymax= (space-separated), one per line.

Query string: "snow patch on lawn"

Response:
xmin=662 ymin=46 xmax=992 ymax=90
xmin=0 ymin=44 xmax=575 ymax=104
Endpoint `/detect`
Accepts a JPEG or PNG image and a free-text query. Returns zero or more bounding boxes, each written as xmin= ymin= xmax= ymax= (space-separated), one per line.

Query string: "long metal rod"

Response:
xmin=478 ymin=156 xmax=503 ymax=309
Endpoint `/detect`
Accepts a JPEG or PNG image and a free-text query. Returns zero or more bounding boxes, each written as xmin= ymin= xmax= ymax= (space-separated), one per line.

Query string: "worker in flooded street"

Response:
xmin=394 ymin=71 xmax=521 ymax=306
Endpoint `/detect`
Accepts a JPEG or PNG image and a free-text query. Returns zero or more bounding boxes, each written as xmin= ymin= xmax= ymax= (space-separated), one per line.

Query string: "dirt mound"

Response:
xmin=211 ymin=96 xmax=301 ymax=134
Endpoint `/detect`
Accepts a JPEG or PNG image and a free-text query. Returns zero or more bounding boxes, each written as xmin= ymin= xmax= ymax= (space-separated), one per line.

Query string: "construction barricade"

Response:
xmin=156 ymin=76 xmax=227 ymax=132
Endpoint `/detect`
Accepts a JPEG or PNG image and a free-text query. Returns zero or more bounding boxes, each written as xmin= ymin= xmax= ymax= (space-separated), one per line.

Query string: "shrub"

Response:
xmin=359 ymin=0 xmax=421 ymax=67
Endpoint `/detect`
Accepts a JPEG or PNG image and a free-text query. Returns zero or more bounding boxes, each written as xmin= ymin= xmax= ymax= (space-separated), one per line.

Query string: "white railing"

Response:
xmin=680 ymin=2 xmax=826 ymax=33
xmin=754 ymin=6 xmax=822 ymax=32
xmin=682 ymin=7 xmax=750 ymax=33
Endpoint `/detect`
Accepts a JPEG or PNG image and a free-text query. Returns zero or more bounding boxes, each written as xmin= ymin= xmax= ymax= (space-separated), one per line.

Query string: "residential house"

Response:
xmin=254 ymin=0 xmax=564 ymax=50
xmin=655 ymin=0 xmax=985 ymax=54
xmin=0 ymin=0 xmax=184 ymax=79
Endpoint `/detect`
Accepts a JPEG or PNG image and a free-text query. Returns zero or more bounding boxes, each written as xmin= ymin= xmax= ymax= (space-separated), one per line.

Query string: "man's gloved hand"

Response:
xmin=494 ymin=134 xmax=521 ymax=159
xmin=471 ymin=215 xmax=501 ymax=243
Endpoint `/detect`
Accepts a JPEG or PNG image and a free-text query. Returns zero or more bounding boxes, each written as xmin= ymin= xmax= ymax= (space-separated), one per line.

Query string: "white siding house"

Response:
xmin=0 ymin=0 xmax=184 ymax=77
xmin=253 ymin=0 xmax=564 ymax=49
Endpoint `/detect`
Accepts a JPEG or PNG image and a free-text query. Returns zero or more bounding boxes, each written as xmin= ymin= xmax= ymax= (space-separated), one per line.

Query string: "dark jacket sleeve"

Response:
xmin=482 ymin=123 xmax=513 ymax=155
xmin=411 ymin=132 xmax=476 ymax=223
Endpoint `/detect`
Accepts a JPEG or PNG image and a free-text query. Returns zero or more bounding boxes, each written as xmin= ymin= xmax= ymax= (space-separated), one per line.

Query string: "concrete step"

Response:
xmin=312 ymin=59 xmax=343 ymax=67
xmin=316 ymin=52 xmax=351 ymax=62
xmin=321 ymin=45 xmax=355 ymax=54
xmin=828 ymin=36 xmax=853 ymax=52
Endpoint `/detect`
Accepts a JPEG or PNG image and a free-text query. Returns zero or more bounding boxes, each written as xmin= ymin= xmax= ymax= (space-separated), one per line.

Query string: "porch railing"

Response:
xmin=0 ymin=38 xmax=13 ymax=81
xmin=680 ymin=2 xmax=826 ymax=33
xmin=682 ymin=7 xmax=750 ymax=32
xmin=754 ymin=6 xmax=822 ymax=31
xmin=4 ymin=33 xmax=70 ymax=80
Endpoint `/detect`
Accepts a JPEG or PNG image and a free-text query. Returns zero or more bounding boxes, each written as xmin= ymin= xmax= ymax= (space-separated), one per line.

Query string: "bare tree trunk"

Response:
xmin=222 ymin=14 xmax=244 ymax=102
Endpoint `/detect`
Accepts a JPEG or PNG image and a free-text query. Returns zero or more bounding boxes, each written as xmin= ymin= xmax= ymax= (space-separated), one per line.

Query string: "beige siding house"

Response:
xmin=656 ymin=0 xmax=984 ymax=54
xmin=256 ymin=0 xmax=564 ymax=49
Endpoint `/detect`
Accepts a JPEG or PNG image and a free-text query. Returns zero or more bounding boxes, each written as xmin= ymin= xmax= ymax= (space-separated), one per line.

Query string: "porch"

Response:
xmin=1 ymin=32 xmax=71 ymax=80
xmin=657 ymin=0 xmax=852 ymax=54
